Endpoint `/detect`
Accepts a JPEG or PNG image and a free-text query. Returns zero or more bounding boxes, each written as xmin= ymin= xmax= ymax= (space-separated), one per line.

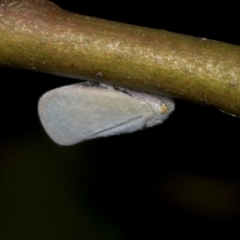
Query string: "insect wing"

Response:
xmin=38 ymin=84 xmax=152 ymax=145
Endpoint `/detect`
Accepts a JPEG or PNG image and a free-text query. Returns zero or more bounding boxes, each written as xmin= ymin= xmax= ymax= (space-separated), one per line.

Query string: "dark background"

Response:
xmin=1 ymin=1 xmax=240 ymax=239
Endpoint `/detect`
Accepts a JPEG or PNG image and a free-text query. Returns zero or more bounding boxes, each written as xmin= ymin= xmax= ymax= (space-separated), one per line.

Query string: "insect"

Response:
xmin=38 ymin=81 xmax=175 ymax=145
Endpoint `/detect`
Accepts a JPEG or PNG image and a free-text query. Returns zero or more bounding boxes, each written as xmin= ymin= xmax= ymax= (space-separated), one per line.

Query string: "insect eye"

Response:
xmin=159 ymin=103 xmax=168 ymax=114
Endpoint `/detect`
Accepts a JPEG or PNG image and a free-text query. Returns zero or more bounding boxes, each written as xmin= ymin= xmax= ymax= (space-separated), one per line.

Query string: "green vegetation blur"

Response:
xmin=0 ymin=132 xmax=127 ymax=240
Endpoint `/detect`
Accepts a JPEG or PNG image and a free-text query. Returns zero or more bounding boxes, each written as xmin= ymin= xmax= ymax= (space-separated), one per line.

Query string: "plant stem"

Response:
xmin=1 ymin=0 xmax=240 ymax=115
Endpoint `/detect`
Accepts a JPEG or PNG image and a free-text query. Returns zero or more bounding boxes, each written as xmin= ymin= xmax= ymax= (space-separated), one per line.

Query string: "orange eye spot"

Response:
xmin=159 ymin=103 xmax=168 ymax=114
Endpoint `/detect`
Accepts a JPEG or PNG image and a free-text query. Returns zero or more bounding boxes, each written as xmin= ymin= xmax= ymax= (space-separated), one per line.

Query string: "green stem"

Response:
xmin=1 ymin=0 xmax=240 ymax=115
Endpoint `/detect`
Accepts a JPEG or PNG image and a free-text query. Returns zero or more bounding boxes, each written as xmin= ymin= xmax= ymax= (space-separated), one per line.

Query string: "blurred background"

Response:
xmin=1 ymin=1 xmax=240 ymax=239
